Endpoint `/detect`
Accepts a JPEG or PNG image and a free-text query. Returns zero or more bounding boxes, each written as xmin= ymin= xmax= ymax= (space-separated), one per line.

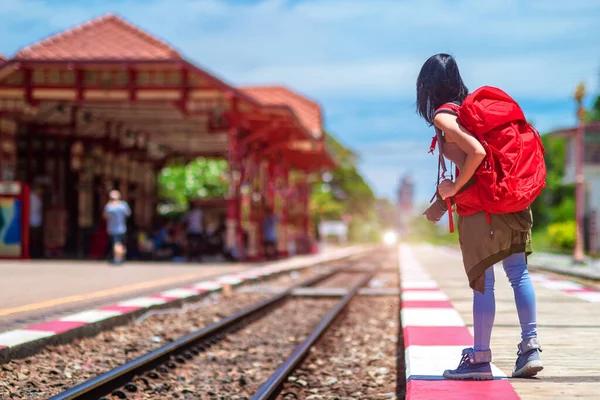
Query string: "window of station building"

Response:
xmin=585 ymin=145 xmax=600 ymax=164
xmin=584 ymin=132 xmax=600 ymax=164
xmin=32 ymin=69 xmax=75 ymax=86
xmin=3 ymin=70 xmax=23 ymax=85
xmin=136 ymin=70 xmax=181 ymax=87
xmin=84 ymin=70 xmax=129 ymax=88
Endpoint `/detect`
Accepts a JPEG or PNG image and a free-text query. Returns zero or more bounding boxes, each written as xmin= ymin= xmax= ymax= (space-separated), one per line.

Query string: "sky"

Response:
xmin=1 ymin=0 xmax=598 ymax=205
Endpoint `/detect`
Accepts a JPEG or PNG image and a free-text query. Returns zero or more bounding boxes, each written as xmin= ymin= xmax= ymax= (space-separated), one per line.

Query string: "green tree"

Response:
xmin=158 ymin=158 xmax=228 ymax=207
xmin=587 ymin=94 xmax=600 ymax=122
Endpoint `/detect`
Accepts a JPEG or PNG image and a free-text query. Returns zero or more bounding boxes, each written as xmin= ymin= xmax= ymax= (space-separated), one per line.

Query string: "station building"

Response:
xmin=0 ymin=14 xmax=334 ymax=260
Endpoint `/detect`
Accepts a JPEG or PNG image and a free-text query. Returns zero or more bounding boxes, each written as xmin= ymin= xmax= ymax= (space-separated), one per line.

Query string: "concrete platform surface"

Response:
xmin=433 ymin=243 xmax=600 ymax=281
xmin=0 ymin=261 xmax=245 ymax=331
xmin=0 ymin=246 xmax=358 ymax=332
xmin=0 ymin=246 xmax=368 ymax=362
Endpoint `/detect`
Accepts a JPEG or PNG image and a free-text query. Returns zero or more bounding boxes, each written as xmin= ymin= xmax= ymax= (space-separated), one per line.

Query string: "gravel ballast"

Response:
xmin=277 ymin=296 xmax=400 ymax=400
xmin=0 ymin=252 xmax=400 ymax=399
xmin=0 ymin=270 xmax=320 ymax=399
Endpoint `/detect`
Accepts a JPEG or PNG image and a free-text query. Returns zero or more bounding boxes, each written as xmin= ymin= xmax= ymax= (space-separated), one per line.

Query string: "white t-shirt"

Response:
xmin=186 ymin=209 xmax=203 ymax=234
xmin=30 ymin=192 xmax=43 ymax=227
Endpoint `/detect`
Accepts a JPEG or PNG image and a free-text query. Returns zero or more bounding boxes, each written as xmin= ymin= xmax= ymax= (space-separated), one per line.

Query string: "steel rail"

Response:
xmin=48 ymin=267 xmax=343 ymax=400
xmin=251 ymin=266 xmax=380 ymax=400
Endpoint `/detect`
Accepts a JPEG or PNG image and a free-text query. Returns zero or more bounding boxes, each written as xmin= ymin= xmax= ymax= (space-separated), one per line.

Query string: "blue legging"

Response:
xmin=473 ymin=252 xmax=537 ymax=352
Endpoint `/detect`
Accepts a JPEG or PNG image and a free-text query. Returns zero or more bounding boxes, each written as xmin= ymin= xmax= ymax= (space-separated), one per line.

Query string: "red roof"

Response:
xmin=241 ymin=86 xmax=322 ymax=137
xmin=15 ymin=14 xmax=181 ymax=61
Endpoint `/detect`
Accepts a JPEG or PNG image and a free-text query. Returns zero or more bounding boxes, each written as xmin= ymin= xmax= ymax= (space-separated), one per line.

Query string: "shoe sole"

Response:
xmin=443 ymin=371 xmax=494 ymax=381
xmin=513 ymin=360 xmax=544 ymax=378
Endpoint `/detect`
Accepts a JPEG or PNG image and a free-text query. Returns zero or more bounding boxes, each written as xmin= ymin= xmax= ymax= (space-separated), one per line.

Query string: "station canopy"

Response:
xmin=0 ymin=14 xmax=334 ymax=170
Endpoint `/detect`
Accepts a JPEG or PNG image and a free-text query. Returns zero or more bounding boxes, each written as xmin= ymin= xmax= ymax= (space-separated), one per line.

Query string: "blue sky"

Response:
xmin=1 ymin=0 xmax=599 ymax=205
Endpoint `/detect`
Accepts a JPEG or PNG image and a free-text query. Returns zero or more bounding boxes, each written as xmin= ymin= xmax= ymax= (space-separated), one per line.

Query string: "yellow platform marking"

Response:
xmin=0 ymin=271 xmax=235 ymax=317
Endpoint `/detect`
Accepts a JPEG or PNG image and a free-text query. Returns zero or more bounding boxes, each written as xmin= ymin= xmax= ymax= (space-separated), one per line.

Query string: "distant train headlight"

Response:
xmin=383 ymin=230 xmax=397 ymax=245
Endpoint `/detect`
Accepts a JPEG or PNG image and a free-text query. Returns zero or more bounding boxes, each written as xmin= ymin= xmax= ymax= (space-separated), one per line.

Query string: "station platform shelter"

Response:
xmin=0 ymin=14 xmax=334 ymax=261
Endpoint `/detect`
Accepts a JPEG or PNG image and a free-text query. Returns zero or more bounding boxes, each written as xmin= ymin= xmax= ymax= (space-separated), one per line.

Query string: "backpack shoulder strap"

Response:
xmin=432 ymin=103 xmax=459 ymax=179
xmin=428 ymin=102 xmax=462 ymax=203
xmin=434 ymin=102 xmax=460 ymax=116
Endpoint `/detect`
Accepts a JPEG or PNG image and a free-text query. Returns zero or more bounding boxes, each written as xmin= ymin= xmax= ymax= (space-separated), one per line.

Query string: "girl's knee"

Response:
xmin=484 ymin=266 xmax=495 ymax=289
xmin=502 ymin=252 xmax=527 ymax=269
xmin=503 ymin=252 xmax=529 ymax=284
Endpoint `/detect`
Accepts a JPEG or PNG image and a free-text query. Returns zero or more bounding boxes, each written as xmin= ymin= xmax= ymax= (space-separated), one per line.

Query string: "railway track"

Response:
xmin=47 ymin=254 xmax=388 ymax=400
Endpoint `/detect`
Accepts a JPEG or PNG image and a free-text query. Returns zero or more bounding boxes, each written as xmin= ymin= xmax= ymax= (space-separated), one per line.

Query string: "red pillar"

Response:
xmin=267 ymin=159 xmax=276 ymax=209
xmin=226 ymin=95 xmax=243 ymax=260
xmin=573 ymin=118 xmax=585 ymax=263
xmin=21 ymin=183 xmax=31 ymax=259
xmin=246 ymin=153 xmax=261 ymax=261
xmin=278 ymin=165 xmax=290 ymax=257
xmin=258 ymin=158 xmax=275 ymax=260
xmin=301 ymin=178 xmax=310 ymax=254
xmin=256 ymin=158 xmax=266 ymax=261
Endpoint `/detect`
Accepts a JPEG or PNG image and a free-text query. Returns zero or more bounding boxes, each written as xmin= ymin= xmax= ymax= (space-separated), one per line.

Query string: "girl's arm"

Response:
xmin=434 ymin=113 xmax=486 ymax=198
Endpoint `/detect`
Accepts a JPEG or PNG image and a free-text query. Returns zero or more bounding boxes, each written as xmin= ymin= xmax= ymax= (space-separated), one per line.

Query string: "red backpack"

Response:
xmin=430 ymin=86 xmax=546 ymax=231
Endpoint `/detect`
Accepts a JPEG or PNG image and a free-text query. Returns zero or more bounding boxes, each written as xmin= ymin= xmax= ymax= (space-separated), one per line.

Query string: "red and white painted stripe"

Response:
xmin=0 ymin=247 xmax=365 ymax=351
xmin=399 ymin=244 xmax=519 ymax=400
xmin=528 ymin=272 xmax=600 ymax=303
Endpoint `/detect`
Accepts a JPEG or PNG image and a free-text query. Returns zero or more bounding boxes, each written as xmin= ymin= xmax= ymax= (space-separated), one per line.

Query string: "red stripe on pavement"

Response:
xmin=403 ymin=326 xmax=473 ymax=347
xmin=563 ymin=287 xmax=598 ymax=294
xmin=407 ymin=379 xmax=519 ymax=400
xmin=402 ymin=287 xmax=441 ymax=292
xmin=402 ymin=300 xmax=454 ymax=308
xmin=25 ymin=320 xmax=86 ymax=333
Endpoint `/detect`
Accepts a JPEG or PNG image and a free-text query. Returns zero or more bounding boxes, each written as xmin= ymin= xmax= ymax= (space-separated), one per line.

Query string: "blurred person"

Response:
xmin=137 ymin=229 xmax=154 ymax=260
xmin=170 ymin=222 xmax=186 ymax=262
xmin=416 ymin=54 xmax=544 ymax=380
xmin=29 ymin=185 xmax=44 ymax=258
xmin=103 ymin=190 xmax=131 ymax=265
xmin=204 ymin=215 xmax=224 ymax=259
xmin=262 ymin=207 xmax=278 ymax=260
xmin=184 ymin=201 xmax=204 ymax=261
xmin=216 ymin=214 xmax=227 ymax=257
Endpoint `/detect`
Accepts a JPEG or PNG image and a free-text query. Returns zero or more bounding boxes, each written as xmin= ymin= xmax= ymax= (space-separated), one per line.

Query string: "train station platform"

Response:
xmin=399 ymin=243 xmax=600 ymax=400
xmin=0 ymin=246 xmax=363 ymax=336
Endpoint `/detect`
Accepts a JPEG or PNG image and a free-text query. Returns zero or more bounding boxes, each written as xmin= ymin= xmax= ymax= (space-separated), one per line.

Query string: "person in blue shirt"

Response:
xmin=103 ymin=190 xmax=131 ymax=265
xmin=262 ymin=207 xmax=278 ymax=260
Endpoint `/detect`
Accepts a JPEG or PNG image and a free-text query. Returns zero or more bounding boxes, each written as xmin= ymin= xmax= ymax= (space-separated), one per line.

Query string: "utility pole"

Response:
xmin=573 ymin=82 xmax=587 ymax=264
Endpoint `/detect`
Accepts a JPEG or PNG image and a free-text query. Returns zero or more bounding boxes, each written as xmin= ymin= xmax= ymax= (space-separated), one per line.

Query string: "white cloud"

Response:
xmin=232 ymin=60 xmax=420 ymax=99
xmin=462 ymin=56 xmax=599 ymax=101
xmin=1 ymin=0 xmax=597 ymax=101
xmin=0 ymin=0 xmax=598 ymax=201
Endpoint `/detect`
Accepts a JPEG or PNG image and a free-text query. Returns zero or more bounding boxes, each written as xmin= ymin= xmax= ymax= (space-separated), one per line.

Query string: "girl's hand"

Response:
xmin=438 ymin=179 xmax=458 ymax=200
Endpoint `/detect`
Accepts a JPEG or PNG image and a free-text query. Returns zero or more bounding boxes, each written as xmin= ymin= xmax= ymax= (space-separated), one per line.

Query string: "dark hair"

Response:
xmin=416 ymin=53 xmax=469 ymax=125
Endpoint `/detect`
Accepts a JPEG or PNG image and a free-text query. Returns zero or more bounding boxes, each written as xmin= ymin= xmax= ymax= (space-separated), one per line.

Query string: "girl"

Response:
xmin=415 ymin=53 xmax=543 ymax=380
